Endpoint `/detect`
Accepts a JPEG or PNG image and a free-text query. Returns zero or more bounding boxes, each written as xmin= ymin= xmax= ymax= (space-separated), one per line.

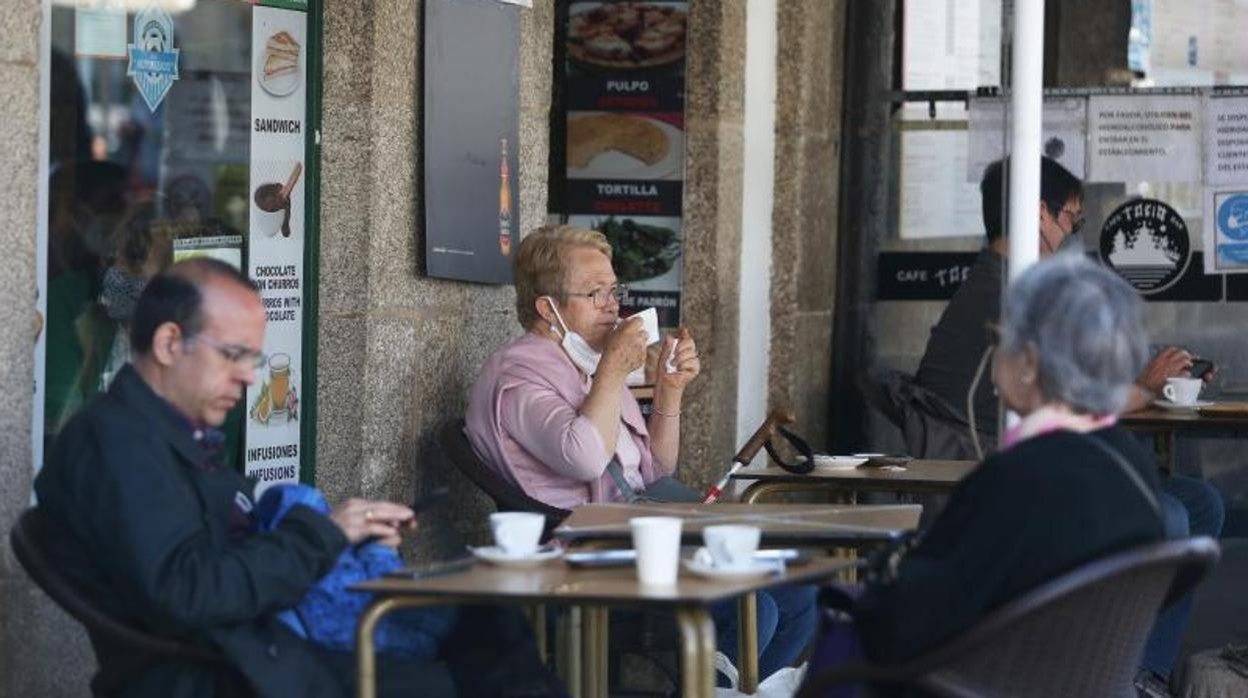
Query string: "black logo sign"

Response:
xmin=1099 ymin=198 xmax=1191 ymax=295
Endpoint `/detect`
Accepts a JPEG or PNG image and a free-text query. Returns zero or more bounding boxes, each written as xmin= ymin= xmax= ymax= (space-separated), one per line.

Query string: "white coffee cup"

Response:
xmin=632 ymin=307 xmax=661 ymax=346
xmin=702 ymin=525 xmax=761 ymax=570
xmin=1163 ymin=377 xmax=1203 ymax=405
xmin=630 ymin=516 xmax=682 ymax=586
xmin=489 ymin=512 xmax=545 ymax=556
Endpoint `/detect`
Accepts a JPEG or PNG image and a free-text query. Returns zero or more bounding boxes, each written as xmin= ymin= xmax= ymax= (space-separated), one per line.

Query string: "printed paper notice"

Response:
xmin=900 ymin=121 xmax=982 ymax=239
xmin=967 ymin=96 xmax=1088 ymax=182
xmin=1204 ymin=95 xmax=1248 ymax=187
xmin=1087 ymin=94 xmax=1201 ymax=183
xmin=1204 ymin=188 xmax=1248 ymax=274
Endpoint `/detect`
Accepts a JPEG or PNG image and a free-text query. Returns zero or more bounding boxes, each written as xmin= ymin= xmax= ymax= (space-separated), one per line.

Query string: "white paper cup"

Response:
xmin=1163 ymin=377 xmax=1202 ymax=405
xmin=630 ymin=516 xmax=682 ymax=586
xmin=489 ymin=512 xmax=545 ymax=556
xmin=633 ymin=307 xmax=661 ymax=346
xmin=702 ymin=525 xmax=761 ymax=570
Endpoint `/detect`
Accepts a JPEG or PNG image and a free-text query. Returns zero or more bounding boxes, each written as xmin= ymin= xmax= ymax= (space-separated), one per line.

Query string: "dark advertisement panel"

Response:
xmin=424 ymin=0 xmax=520 ymax=284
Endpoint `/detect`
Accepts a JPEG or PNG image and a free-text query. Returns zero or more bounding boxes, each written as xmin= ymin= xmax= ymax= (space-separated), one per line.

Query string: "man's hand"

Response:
xmin=597 ymin=317 xmax=648 ymax=379
xmin=329 ymin=498 xmax=415 ymax=548
xmin=1137 ymin=346 xmax=1193 ymax=395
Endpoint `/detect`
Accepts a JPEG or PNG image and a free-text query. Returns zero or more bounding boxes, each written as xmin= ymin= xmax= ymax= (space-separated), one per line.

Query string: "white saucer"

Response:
xmin=812 ymin=455 xmax=868 ymax=470
xmin=1152 ymin=399 xmax=1213 ymax=411
xmin=683 ymin=558 xmax=776 ymax=581
xmin=469 ymin=545 xmax=562 ymax=568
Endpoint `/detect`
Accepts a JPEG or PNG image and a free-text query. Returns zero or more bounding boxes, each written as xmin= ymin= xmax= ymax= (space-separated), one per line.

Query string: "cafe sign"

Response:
xmin=127 ymin=7 xmax=180 ymax=112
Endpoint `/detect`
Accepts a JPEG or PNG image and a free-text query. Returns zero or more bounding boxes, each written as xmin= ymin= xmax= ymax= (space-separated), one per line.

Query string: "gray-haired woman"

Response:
xmin=849 ymin=253 xmax=1166 ymax=663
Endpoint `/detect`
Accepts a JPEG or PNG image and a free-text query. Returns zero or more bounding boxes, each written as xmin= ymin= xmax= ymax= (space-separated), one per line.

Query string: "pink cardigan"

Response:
xmin=465 ymin=332 xmax=673 ymax=509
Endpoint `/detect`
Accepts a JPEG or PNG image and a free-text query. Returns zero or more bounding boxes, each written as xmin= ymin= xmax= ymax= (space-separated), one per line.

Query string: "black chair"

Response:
xmin=798 ymin=536 xmax=1221 ymax=698
xmin=439 ymin=418 xmax=571 ymax=539
xmin=10 ymin=507 xmax=233 ymax=695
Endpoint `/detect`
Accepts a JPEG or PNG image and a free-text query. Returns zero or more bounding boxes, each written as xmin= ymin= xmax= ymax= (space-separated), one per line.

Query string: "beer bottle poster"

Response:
xmin=561 ymin=0 xmax=688 ymax=328
xmin=423 ymin=0 xmax=521 ymax=284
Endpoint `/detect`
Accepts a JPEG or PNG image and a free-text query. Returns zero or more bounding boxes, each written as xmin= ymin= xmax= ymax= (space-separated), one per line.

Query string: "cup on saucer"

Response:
xmin=489 ymin=512 xmax=544 ymax=556
xmin=1163 ymin=376 xmax=1203 ymax=406
xmin=702 ymin=525 xmax=761 ymax=570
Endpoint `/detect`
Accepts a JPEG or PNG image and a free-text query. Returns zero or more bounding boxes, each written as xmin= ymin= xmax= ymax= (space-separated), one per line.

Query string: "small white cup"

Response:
xmin=1163 ymin=377 xmax=1203 ymax=405
xmin=630 ymin=516 xmax=682 ymax=586
xmin=702 ymin=525 xmax=761 ymax=570
xmin=489 ymin=512 xmax=545 ymax=556
xmin=632 ymin=307 xmax=661 ymax=346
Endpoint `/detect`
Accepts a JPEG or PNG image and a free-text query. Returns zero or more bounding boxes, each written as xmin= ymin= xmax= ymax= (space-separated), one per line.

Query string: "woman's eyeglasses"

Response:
xmin=565 ymin=283 xmax=629 ymax=309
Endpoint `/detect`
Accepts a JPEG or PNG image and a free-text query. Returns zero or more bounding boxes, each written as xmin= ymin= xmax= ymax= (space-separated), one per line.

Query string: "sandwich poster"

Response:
xmin=561 ymin=1 xmax=688 ymax=328
xmin=245 ymin=4 xmax=307 ymax=490
xmin=423 ymin=0 xmax=521 ymax=285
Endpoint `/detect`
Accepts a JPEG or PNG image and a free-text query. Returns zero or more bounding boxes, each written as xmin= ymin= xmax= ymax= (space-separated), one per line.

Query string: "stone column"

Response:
xmin=769 ymin=0 xmax=847 ymax=450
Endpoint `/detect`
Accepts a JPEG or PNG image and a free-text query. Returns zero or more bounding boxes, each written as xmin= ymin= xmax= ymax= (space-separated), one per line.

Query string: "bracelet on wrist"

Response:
xmin=652 ymin=404 xmax=681 ymax=418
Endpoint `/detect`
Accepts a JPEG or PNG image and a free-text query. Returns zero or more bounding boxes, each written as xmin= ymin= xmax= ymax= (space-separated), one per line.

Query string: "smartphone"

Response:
xmin=411 ymin=485 xmax=450 ymax=514
xmin=1189 ymin=358 xmax=1214 ymax=378
xmin=384 ymin=554 xmax=474 ymax=579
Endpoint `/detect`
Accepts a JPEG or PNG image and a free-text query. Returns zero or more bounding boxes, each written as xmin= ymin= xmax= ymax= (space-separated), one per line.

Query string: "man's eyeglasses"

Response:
xmin=565 ymin=283 xmax=629 ymax=309
xmin=186 ymin=334 xmax=267 ymax=369
xmin=1058 ymin=207 xmax=1085 ymax=235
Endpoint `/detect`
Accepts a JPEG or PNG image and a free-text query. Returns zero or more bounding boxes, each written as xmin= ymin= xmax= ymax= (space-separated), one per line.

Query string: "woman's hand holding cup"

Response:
xmin=599 ymin=317 xmax=648 ymax=380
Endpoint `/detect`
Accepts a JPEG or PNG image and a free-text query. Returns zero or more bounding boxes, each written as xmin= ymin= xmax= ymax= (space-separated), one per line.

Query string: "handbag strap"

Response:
xmin=1082 ymin=433 xmax=1162 ymax=517
xmin=604 ymin=458 xmax=643 ymax=503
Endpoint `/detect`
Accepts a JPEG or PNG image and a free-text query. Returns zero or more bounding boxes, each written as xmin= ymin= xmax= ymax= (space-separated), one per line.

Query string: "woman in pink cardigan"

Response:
xmin=465 ymin=225 xmax=817 ymax=687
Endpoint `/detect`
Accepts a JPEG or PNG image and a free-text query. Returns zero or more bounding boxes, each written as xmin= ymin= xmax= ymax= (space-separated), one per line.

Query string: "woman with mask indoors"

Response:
xmin=465 ymin=224 xmax=817 ymax=687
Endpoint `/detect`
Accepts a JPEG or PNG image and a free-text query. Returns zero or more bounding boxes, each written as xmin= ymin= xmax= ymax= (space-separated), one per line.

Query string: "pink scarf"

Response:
xmin=1001 ymin=404 xmax=1118 ymax=450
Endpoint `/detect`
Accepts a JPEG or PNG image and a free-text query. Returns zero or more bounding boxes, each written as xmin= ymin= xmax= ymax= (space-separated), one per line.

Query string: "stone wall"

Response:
xmin=0 ymin=0 xmax=99 ymax=693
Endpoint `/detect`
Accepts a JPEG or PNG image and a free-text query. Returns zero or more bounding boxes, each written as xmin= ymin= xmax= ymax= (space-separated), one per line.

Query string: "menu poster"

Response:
xmin=245 ymin=5 xmax=307 ymax=491
xmin=562 ymin=1 xmax=688 ymax=328
xmin=1204 ymin=94 xmax=1248 ymax=187
xmin=899 ymin=113 xmax=983 ymax=240
xmin=423 ymin=0 xmax=521 ymax=285
xmin=1086 ymin=94 xmax=1202 ymax=183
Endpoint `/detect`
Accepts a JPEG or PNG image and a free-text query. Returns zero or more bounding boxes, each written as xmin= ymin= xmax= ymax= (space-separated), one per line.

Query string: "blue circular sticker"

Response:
xmin=1216 ymin=194 xmax=1248 ymax=242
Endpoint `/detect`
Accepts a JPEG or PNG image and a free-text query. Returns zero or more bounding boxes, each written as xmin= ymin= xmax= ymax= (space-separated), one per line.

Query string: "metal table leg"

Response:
xmin=738 ymin=592 xmax=759 ymax=693
xmin=675 ymin=606 xmax=717 ymax=698
xmin=580 ymin=606 xmax=609 ymax=698
xmin=356 ymin=596 xmax=439 ymax=698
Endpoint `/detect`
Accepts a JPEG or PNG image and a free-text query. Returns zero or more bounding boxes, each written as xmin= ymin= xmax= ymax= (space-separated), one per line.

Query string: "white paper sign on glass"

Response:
xmin=1086 ymin=94 xmax=1202 ymax=184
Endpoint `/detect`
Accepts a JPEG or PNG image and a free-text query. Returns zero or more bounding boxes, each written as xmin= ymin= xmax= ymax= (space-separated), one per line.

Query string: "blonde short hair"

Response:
xmin=514 ymin=225 xmax=612 ymax=329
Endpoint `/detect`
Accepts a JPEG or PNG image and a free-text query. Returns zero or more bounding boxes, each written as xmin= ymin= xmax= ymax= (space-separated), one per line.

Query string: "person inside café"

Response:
xmin=35 ymin=258 xmax=563 ymax=698
xmin=853 ymin=253 xmax=1167 ymax=666
xmin=913 ymin=157 xmax=1224 ymax=689
xmin=465 ymin=224 xmax=818 ymax=685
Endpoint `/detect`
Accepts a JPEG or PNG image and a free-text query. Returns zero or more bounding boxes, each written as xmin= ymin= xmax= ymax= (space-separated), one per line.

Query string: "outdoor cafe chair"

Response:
xmin=10 ymin=507 xmax=238 ymax=696
xmin=797 ymin=536 xmax=1221 ymax=698
xmin=438 ymin=418 xmax=571 ymax=540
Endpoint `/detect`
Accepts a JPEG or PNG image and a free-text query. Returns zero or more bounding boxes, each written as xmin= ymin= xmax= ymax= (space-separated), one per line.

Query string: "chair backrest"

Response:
xmin=800 ymin=536 xmax=1221 ymax=698
xmin=9 ymin=507 xmax=226 ymax=666
xmin=438 ymin=419 xmax=570 ymax=536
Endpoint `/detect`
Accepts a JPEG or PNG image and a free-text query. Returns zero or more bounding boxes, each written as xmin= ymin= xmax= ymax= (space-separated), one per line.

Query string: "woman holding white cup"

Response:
xmin=466 ymin=226 xmax=818 ymax=685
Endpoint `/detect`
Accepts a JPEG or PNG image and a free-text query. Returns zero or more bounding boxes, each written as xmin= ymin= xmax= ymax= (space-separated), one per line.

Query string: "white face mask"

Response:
xmin=544 ymin=297 xmax=603 ymax=376
xmin=543 ymin=296 xmax=647 ymax=385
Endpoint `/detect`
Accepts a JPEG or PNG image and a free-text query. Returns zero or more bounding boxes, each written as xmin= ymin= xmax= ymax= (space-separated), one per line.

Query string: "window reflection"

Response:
xmin=45 ymin=0 xmax=251 ymax=447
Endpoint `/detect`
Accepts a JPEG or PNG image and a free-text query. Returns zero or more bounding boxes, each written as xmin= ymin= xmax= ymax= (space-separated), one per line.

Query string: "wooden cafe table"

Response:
xmin=551 ymin=502 xmax=921 ymax=694
xmin=353 ymin=554 xmax=857 ymax=698
xmin=1121 ymin=401 xmax=1248 ymax=469
xmin=552 ymin=502 xmax=922 ymax=548
xmin=730 ymin=460 xmax=976 ymax=504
